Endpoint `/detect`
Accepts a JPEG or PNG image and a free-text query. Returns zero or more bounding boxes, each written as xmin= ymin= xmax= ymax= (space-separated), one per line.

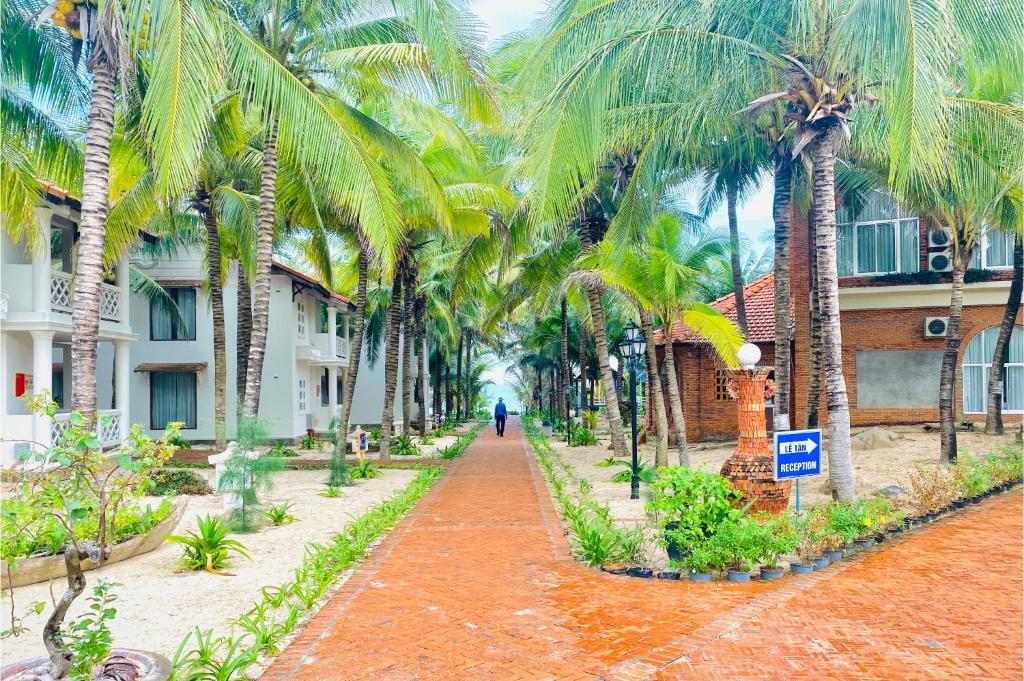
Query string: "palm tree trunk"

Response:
xmin=71 ymin=57 xmax=117 ymax=419
xmin=587 ymin=287 xmax=628 ymax=457
xmin=465 ymin=334 xmax=473 ymax=416
xmin=199 ymin=191 xmax=226 ymax=448
xmin=806 ymin=208 xmax=823 ymax=428
xmin=772 ymin=157 xmax=793 ymax=432
xmin=243 ymin=122 xmax=278 ymax=417
xmin=455 ymin=332 xmax=463 ymax=419
xmin=577 ymin=324 xmax=586 ymax=419
xmin=560 ymin=297 xmax=572 ymax=437
xmin=236 ymin=263 xmax=252 ymax=402
xmin=661 ymin=339 xmax=689 ymax=466
xmin=811 ymin=132 xmax=854 ymax=500
xmin=640 ymin=311 xmax=669 ymax=466
xmin=401 ymin=265 xmax=415 ymax=435
xmin=445 ymin=363 xmax=452 ymax=418
xmin=416 ymin=295 xmax=427 ymax=434
xmin=985 ymin=236 xmax=1022 ymax=434
xmin=338 ymin=248 xmax=368 ymax=444
xmin=940 ymin=248 xmax=970 ymax=463
xmin=379 ymin=267 xmax=404 ymax=461
xmin=727 ymin=184 xmax=748 ymax=337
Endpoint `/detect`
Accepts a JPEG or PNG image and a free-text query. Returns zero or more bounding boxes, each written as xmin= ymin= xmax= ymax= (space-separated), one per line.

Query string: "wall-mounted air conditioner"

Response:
xmin=924 ymin=316 xmax=950 ymax=338
xmin=928 ymin=227 xmax=952 ymax=248
xmin=928 ymin=250 xmax=953 ymax=272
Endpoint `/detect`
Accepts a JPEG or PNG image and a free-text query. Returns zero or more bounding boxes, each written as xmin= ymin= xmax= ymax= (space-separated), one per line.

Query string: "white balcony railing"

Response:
xmin=50 ymin=271 xmax=122 ymax=322
xmin=51 ymin=409 xmax=123 ymax=448
xmin=0 ymin=293 xmax=7 ymax=320
xmin=336 ymin=338 xmax=350 ymax=360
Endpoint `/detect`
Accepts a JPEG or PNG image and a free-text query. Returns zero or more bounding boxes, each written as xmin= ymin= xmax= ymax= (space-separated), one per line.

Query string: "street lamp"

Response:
xmin=618 ymin=321 xmax=646 ymax=500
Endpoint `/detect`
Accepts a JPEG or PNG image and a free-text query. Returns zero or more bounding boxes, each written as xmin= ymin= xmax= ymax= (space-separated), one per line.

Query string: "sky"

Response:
xmin=470 ymin=1 xmax=775 ymax=410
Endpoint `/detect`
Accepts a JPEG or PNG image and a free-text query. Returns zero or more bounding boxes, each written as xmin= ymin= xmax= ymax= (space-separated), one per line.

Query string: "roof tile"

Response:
xmin=653 ymin=273 xmax=780 ymax=345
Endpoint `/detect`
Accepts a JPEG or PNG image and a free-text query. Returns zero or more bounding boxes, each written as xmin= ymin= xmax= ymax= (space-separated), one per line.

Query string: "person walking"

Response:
xmin=494 ymin=397 xmax=508 ymax=437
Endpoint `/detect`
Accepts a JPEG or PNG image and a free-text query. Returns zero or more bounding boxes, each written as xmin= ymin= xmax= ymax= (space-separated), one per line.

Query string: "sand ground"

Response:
xmin=1 ymin=468 xmax=417 ymax=663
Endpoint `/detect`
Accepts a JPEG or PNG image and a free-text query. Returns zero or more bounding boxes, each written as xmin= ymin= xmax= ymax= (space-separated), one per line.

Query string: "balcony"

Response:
xmin=50 ymin=271 xmax=123 ymax=322
xmin=307 ymin=334 xmax=350 ymax=364
xmin=51 ymin=409 xmax=124 ymax=448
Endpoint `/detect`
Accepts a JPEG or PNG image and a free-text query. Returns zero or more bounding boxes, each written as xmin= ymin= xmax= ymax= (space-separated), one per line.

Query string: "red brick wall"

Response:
xmin=790 ymin=210 xmax=1023 ymax=428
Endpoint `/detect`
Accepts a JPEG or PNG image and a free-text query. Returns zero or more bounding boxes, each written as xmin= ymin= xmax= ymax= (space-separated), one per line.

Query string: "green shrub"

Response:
xmin=64 ymin=579 xmax=120 ymax=679
xmin=678 ymin=538 xmax=730 ymax=574
xmin=217 ymin=449 xmax=284 ymax=532
xmin=298 ymin=434 xmax=319 ymax=450
xmin=265 ymin=442 xmax=298 ymax=458
xmin=747 ymin=513 xmax=798 ymax=569
xmin=168 ymin=434 xmax=191 ymax=450
xmin=319 ymin=485 xmax=343 ymax=498
xmin=952 ymin=454 xmax=992 ymax=498
xmin=647 ymin=466 xmax=742 ymax=548
xmin=166 ymin=515 xmax=251 ymax=573
xmin=419 ymin=433 xmax=434 ymax=446
xmin=150 ymin=469 xmax=214 ymax=495
xmin=568 ymin=425 xmax=598 ymax=446
xmin=824 ymin=500 xmax=866 ymax=544
xmin=263 ymin=502 xmax=296 ymax=526
xmin=705 ymin=518 xmax=762 ymax=572
xmin=392 ymin=435 xmax=421 ymax=456
xmin=569 ymin=503 xmax=644 ymax=567
xmin=350 ymin=459 xmax=382 ymax=479
xmin=608 ymin=459 xmax=656 ymax=484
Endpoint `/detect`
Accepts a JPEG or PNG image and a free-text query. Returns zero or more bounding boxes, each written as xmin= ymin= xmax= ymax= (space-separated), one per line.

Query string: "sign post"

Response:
xmin=773 ymin=428 xmax=822 ymax=512
xmin=351 ymin=426 xmax=368 ymax=461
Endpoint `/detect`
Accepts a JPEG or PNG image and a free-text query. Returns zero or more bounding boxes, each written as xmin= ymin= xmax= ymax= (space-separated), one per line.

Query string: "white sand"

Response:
xmin=1 ymin=467 xmax=418 ymax=664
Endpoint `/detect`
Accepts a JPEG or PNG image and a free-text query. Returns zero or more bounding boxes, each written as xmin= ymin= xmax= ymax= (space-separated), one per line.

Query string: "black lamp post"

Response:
xmin=618 ymin=321 xmax=646 ymax=500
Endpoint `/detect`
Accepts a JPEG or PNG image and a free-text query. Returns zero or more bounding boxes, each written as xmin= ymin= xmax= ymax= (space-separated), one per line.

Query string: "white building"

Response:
xmin=1 ymin=186 xmax=134 ymax=466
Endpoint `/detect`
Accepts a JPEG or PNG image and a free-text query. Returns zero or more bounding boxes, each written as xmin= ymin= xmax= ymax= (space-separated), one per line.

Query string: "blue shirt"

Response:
xmin=494 ymin=402 xmax=507 ymax=417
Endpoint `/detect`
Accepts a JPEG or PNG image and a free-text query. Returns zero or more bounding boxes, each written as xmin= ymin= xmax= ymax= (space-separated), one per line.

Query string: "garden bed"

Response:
xmin=0 ymin=467 xmax=418 ymax=663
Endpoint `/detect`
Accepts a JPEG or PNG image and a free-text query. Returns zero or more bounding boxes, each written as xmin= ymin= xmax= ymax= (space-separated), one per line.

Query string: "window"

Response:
xmin=320 ymin=369 xmax=330 ymax=406
xmin=298 ymin=377 xmax=307 ymax=413
xmin=970 ymin=229 xmax=1015 ymax=269
xmin=151 ymin=371 xmax=197 ymax=429
xmin=151 ymin=288 xmax=196 ymax=340
xmin=838 ymin=219 xmax=919 ymax=277
xmin=715 ymin=369 xmax=730 ymax=401
xmin=296 ymin=300 xmax=307 ymax=339
xmin=962 ymin=325 xmax=1023 ymax=414
xmin=337 ymin=375 xmax=343 ymax=404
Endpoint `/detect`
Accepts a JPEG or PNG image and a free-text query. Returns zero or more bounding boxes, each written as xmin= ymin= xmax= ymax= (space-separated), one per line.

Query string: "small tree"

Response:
xmin=5 ymin=393 xmax=178 ymax=678
xmin=220 ymin=417 xmax=283 ymax=532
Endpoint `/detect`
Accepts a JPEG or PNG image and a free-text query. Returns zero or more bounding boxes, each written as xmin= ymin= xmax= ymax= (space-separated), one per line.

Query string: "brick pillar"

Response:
xmin=720 ymin=367 xmax=791 ymax=513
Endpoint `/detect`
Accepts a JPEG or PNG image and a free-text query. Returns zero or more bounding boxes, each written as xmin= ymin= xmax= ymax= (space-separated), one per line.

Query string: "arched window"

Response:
xmin=962 ymin=325 xmax=1023 ymax=414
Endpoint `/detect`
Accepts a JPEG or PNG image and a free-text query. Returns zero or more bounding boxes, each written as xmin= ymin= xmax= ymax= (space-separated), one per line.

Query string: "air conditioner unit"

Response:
xmin=924 ymin=316 xmax=950 ymax=338
xmin=928 ymin=227 xmax=952 ymax=248
xmin=928 ymin=250 xmax=953 ymax=272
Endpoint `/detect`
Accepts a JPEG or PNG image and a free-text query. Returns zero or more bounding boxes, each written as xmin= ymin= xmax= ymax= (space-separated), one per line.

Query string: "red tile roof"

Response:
xmin=271 ymin=260 xmax=354 ymax=308
xmin=654 ymin=273 xmax=780 ymax=346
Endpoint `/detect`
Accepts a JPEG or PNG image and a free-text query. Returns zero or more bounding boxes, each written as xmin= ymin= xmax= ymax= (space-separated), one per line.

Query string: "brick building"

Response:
xmin=654 ymin=191 xmax=1022 ymax=441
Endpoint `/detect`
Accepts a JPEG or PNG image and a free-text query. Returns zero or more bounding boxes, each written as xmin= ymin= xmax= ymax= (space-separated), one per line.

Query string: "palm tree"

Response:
xmin=987 ymin=236 xmax=1023 ymax=434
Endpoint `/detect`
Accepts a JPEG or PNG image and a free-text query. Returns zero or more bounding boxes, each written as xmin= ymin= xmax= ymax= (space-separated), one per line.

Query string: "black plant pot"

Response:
xmin=813 ymin=555 xmax=831 ymax=569
xmin=656 ymin=570 xmax=681 ymax=580
xmin=628 ymin=567 xmax=654 ymax=579
xmin=760 ymin=567 xmax=785 ymax=580
xmin=664 ymin=521 xmax=685 ymax=563
xmin=791 ymin=563 xmax=814 ymax=575
xmin=952 ymin=500 xmax=967 ymax=510
xmin=873 ymin=533 xmax=888 ymax=544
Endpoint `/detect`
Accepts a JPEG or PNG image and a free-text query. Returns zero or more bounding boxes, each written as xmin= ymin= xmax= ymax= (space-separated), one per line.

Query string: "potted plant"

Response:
xmin=1 ymin=395 xmax=178 ymax=680
xmin=706 ymin=519 xmax=758 ymax=583
xmin=825 ymin=500 xmax=864 ymax=556
xmin=647 ymin=467 xmax=742 ymax=564
xmin=751 ymin=513 xmax=798 ymax=580
xmin=678 ymin=538 xmax=728 ymax=582
xmin=795 ymin=508 xmax=830 ymax=569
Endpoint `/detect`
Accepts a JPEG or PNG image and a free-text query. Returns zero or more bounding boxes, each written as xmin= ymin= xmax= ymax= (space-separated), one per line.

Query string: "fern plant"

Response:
xmin=350 ymin=459 xmax=382 ymax=479
xmin=166 ymin=515 xmax=251 ymax=574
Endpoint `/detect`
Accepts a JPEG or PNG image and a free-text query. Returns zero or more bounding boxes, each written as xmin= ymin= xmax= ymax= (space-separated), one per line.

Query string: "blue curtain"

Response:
xmin=151 ymin=371 xmax=197 ymax=428
xmin=962 ymin=326 xmax=1023 ymax=413
xmin=152 ymin=288 xmax=196 ymax=340
xmin=899 ymin=219 xmax=919 ymax=273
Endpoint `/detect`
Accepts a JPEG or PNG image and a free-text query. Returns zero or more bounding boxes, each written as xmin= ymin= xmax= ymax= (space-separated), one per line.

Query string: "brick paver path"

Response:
xmin=263 ymin=418 xmax=1023 ymax=680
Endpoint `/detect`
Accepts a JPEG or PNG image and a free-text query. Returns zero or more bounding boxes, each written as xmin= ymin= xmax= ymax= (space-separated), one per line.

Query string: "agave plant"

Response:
xmin=166 ymin=515 xmax=251 ymax=575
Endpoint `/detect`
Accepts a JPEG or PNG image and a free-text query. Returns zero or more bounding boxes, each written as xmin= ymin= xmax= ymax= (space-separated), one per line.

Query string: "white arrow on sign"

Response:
xmin=779 ymin=438 xmax=817 ymax=455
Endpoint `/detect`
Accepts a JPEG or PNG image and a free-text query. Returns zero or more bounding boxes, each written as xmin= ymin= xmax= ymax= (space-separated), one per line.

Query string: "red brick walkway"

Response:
xmin=262 ymin=418 xmax=1023 ymax=680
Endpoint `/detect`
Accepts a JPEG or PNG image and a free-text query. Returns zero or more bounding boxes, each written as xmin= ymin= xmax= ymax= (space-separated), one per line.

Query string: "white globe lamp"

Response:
xmin=737 ymin=343 xmax=761 ymax=370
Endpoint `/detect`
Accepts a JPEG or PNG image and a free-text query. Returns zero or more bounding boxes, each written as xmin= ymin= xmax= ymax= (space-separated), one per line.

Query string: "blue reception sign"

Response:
xmin=773 ymin=428 xmax=822 ymax=481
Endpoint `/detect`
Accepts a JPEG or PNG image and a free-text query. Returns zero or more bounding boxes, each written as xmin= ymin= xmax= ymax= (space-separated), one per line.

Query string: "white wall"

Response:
xmin=347 ymin=334 xmax=431 ymax=427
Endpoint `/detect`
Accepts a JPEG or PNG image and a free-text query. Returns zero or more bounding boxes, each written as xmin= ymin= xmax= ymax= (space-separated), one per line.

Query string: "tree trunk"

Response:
xmin=811 ymin=132 xmax=854 ymax=500
xmin=806 ymin=207 xmax=823 ymax=428
xmin=416 ymin=295 xmax=427 ymax=434
xmin=560 ymin=297 xmax=573 ymax=438
xmin=465 ymin=333 xmax=473 ymax=417
xmin=578 ymin=323 xmax=587 ymax=419
xmin=455 ymin=332 xmax=463 ymax=419
xmin=772 ymin=157 xmax=793 ymax=432
xmin=199 ymin=191 xmax=227 ymax=448
xmin=71 ymin=57 xmax=117 ymax=419
xmin=43 ymin=545 xmax=87 ymax=677
xmin=661 ymin=339 xmax=689 ymax=466
xmin=401 ymin=265 xmax=415 ymax=436
xmin=727 ymin=184 xmax=748 ymax=337
xmin=338 ymin=248 xmax=368 ymax=444
xmin=986 ymin=236 xmax=1022 ymax=435
xmin=236 ymin=263 xmax=252 ymax=401
xmin=445 ymin=363 xmax=452 ymax=418
xmin=379 ymin=268 xmax=403 ymax=461
xmin=243 ymin=122 xmax=278 ymax=417
xmin=640 ymin=310 xmax=669 ymax=466
xmin=940 ymin=250 xmax=970 ymax=463
xmin=587 ymin=289 xmax=628 ymax=457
